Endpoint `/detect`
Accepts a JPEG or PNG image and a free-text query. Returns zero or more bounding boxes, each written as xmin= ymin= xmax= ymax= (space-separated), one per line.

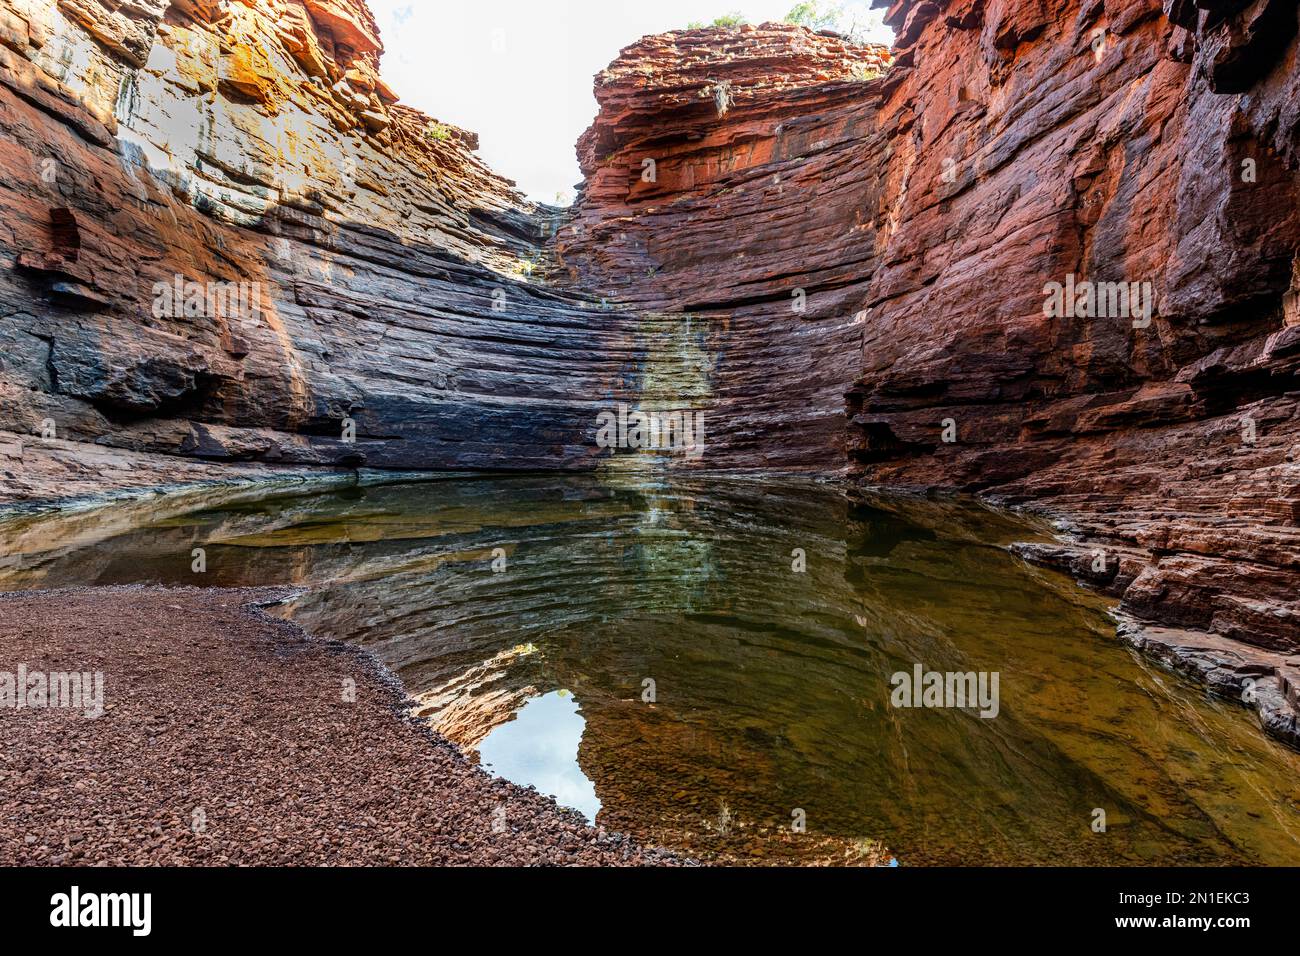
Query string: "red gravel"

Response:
xmin=0 ymin=586 xmax=679 ymax=866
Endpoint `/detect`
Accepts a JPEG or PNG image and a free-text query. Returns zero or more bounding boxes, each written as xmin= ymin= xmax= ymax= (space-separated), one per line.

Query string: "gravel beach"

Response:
xmin=0 ymin=586 xmax=677 ymax=866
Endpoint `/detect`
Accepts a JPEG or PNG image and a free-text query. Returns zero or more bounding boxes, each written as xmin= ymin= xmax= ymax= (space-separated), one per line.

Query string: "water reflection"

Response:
xmin=3 ymin=473 xmax=1299 ymax=865
xmin=477 ymin=691 xmax=601 ymax=824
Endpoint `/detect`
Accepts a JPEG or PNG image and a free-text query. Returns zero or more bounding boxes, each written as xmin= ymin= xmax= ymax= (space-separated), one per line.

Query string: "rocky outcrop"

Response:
xmin=559 ymin=24 xmax=891 ymax=308
xmin=0 ymin=3 xmax=1297 ymax=741
xmin=0 ymin=0 xmax=656 ymax=486
xmin=553 ymin=5 xmax=1300 ymax=742
xmin=851 ymin=0 xmax=1300 ymax=729
xmin=552 ymin=26 xmax=893 ymax=469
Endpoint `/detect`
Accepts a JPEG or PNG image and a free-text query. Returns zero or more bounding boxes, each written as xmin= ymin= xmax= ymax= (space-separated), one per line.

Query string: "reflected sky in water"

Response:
xmin=4 ymin=473 xmax=1300 ymax=865
xmin=477 ymin=691 xmax=602 ymax=824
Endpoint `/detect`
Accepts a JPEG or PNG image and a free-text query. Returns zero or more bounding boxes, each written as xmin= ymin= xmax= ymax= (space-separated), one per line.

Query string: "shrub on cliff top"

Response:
xmin=687 ymin=13 xmax=748 ymax=29
xmin=784 ymin=1 xmax=873 ymax=43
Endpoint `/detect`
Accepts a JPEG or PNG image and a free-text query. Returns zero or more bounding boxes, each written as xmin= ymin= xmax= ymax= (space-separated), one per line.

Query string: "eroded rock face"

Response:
xmin=846 ymin=0 xmax=1300 ymax=666
xmin=555 ymin=7 xmax=1300 ymax=738
xmin=0 ymin=0 xmax=649 ymax=478
xmin=562 ymin=25 xmax=889 ymax=300
xmin=553 ymin=24 xmax=893 ymax=470
xmin=0 ymin=3 xmax=1297 ymax=738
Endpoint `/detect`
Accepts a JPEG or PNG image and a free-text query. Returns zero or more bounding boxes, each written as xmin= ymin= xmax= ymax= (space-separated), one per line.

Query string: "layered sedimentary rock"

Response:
xmin=554 ymin=25 xmax=893 ymax=469
xmin=858 ymin=0 xmax=1300 ymax=740
xmin=0 ymin=4 xmax=878 ymax=493
xmin=0 ymin=0 xmax=665 ymax=489
xmin=554 ymin=5 xmax=1300 ymax=740
xmin=1 ymin=2 xmax=1297 ymax=741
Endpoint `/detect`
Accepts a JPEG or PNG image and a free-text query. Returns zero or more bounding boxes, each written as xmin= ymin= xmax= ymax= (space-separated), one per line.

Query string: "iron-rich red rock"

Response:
xmin=556 ymin=6 xmax=1300 ymax=743
xmin=0 ymin=0 xmax=636 ymax=478
xmin=0 ymin=4 xmax=1297 ymax=745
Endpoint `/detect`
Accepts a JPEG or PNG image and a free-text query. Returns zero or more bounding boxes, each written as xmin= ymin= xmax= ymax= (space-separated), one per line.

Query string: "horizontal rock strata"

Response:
xmin=554 ymin=6 xmax=1300 ymax=742
xmin=0 ymin=0 xmax=671 ymax=493
xmin=553 ymin=25 xmax=894 ymax=470
xmin=855 ymin=0 xmax=1300 ymax=738
xmin=0 ymin=3 xmax=1297 ymax=744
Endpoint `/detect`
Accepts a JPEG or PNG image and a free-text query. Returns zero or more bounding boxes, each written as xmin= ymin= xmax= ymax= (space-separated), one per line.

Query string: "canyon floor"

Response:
xmin=0 ymin=585 xmax=678 ymax=866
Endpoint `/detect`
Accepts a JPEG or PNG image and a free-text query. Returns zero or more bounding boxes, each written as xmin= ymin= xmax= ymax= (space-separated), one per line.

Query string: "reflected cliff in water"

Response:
xmin=3 ymin=472 xmax=1299 ymax=865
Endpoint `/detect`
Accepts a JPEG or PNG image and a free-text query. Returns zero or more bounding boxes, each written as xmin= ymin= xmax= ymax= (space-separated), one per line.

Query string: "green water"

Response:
xmin=3 ymin=473 xmax=1298 ymax=865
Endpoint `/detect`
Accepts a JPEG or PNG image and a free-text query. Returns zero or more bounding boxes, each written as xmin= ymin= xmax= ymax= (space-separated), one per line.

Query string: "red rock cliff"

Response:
xmin=0 ymin=0 xmax=649 ymax=480
xmin=554 ymin=24 xmax=893 ymax=470
xmin=554 ymin=5 xmax=1300 ymax=743
xmin=869 ymin=0 xmax=1300 ymax=743
xmin=0 ymin=2 xmax=1297 ymax=741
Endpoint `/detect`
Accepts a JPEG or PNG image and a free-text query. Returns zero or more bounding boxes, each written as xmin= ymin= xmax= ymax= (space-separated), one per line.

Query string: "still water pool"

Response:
xmin=3 ymin=473 xmax=1298 ymax=865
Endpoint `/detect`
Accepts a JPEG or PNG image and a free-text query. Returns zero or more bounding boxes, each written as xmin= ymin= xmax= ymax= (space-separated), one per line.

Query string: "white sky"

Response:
xmin=368 ymin=1 xmax=893 ymax=203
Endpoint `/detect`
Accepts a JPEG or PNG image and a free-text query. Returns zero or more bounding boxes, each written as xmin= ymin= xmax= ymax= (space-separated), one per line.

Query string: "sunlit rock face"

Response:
xmin=557 ymin=24 xmax=892 ymax=310
xmin=0 ymin=0 xmax=641 ymax=479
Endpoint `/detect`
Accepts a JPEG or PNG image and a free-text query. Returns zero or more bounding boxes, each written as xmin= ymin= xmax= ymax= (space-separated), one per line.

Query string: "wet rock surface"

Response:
xmin=0 ymin=585 xmax=678 ymax=866
xmin=0 ymin=427 xmax=349 ymax=512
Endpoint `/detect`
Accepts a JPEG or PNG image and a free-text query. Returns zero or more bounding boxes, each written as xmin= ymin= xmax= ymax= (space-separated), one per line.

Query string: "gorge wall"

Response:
xmin=0 ymin=0 xmax=726 ymax=495
xmin=0 ymin=2 xmax=1297 ymax=738
xmin=850 ymin=0 xmax=1300 ymax=681
xmin=551 ymin=2 xmax=1300 ymax=740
